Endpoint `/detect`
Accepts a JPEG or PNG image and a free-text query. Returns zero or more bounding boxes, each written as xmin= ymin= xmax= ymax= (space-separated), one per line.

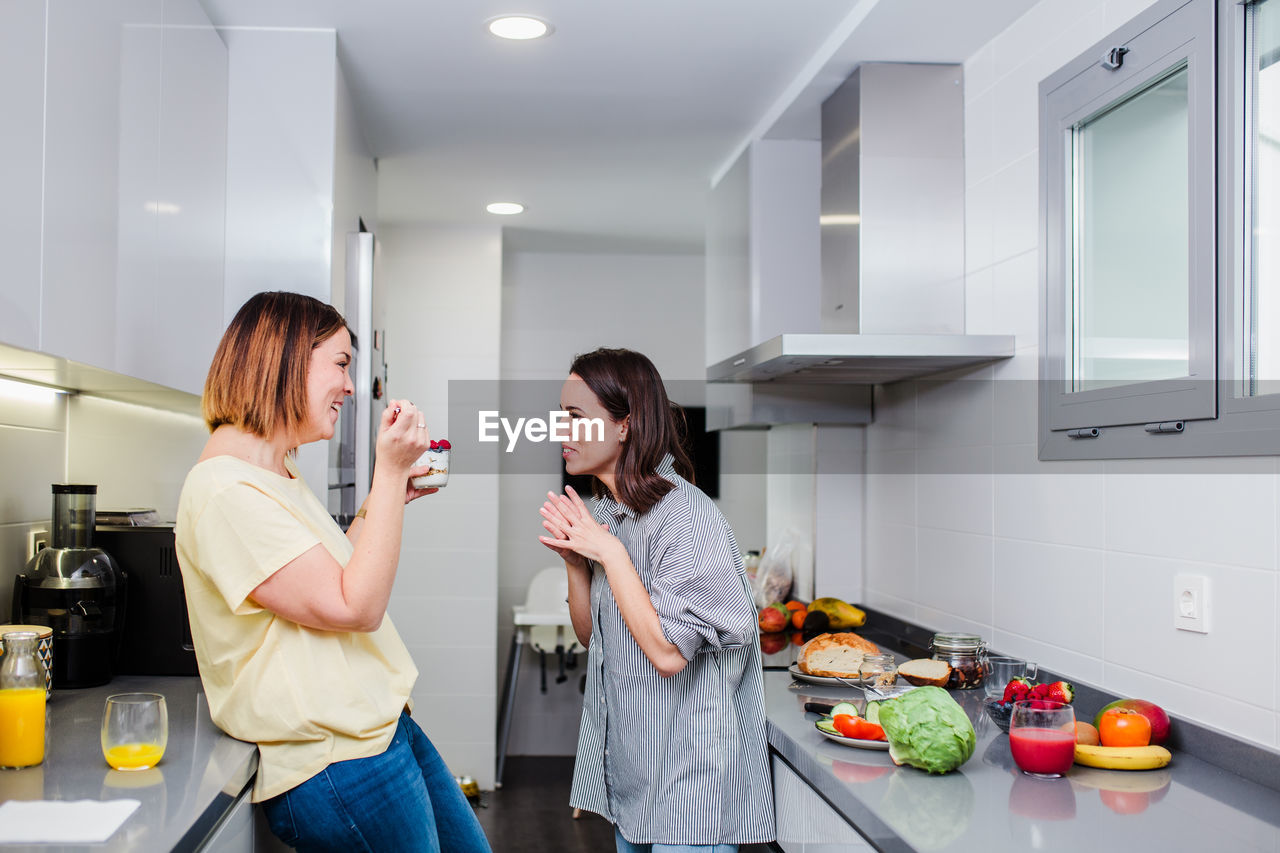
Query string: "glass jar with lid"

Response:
xmin=929 ymin=632 xmax=988 ymax=690
xmin=858 ymin=653 xmax=898 ymax=688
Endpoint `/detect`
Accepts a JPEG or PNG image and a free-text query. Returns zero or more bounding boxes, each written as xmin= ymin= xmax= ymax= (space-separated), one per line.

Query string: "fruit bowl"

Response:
xmin=985 ymin=698 xmax=1013 ymax=733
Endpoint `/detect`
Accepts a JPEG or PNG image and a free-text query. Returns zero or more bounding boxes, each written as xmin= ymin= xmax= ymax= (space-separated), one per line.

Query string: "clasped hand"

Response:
xmin=538 ymin=485 xmax=620 ymax=567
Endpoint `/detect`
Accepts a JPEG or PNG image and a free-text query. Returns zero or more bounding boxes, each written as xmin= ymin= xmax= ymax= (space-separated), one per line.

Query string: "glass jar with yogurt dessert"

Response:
xmin=412 ymin=439 xmax=451 ymax=488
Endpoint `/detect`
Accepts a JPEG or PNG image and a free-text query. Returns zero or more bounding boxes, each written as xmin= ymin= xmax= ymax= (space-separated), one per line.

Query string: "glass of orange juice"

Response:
xmin=101 ymin=693 xmax=167 ymax=771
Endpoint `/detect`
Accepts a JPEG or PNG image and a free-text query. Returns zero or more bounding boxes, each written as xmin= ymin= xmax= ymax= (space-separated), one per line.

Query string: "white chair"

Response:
xmin=495 ymin=567 xmax=584 ymax=787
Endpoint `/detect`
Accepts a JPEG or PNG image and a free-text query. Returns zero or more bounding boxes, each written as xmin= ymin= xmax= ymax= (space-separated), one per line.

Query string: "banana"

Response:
xmin=809 ymin=597 xmax=867 ymax=629
xmin=1073 ymin=743 xmax=1172 ymax=770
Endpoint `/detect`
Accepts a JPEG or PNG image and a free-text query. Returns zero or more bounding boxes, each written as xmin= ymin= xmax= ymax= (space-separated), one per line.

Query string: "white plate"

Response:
xmin=815 ymin=726 xmax=892 ymax=750
xmin=788 ymin=662 xmax=864 ymax=687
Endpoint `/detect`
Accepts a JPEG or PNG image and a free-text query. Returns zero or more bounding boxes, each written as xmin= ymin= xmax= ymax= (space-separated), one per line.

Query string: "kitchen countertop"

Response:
xmin=0 ymin=676 xmax=256 ymax=852
xmin=766 ymin=669 xmax=1280 ymax=851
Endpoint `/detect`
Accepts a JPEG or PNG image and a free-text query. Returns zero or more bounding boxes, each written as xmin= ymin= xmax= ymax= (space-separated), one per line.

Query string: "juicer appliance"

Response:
xmin=12 ymin=484 xmax=126 ymax=688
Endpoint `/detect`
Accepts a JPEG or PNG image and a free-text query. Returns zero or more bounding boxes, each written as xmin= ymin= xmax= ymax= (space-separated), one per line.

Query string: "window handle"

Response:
xmin=1144 ymin=421 xmax=1185 ymax=434
xmin=1100 ymin=46 xmax=1130 ymax=70
xmin=1066 ymin=427 xmax=1100 ymax=439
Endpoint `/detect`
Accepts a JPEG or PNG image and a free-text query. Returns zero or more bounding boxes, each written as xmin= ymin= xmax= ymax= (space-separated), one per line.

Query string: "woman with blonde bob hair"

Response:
xmin=175 ymin=291 xmax=491 ymax=853
xmin=538 ymin=347 xmax=774 ymax=852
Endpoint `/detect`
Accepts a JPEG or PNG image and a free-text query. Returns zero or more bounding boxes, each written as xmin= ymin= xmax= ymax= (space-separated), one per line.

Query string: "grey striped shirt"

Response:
xmin=568 ymin=456 xmax=775 ymax=846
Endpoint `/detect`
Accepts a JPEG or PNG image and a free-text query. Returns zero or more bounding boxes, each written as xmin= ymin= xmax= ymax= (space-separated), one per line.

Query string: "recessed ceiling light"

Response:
xmin=486 ymin=202 xmax=525 ymax=215
xmin=487 ymin=15 xmax=553 ymax=40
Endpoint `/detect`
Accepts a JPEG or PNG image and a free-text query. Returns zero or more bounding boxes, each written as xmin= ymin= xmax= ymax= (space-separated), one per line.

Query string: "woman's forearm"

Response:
xmin=345 ymin=511 xmax=365 ymax=546
xmin=334 ymin=465 xmax=409 ymax=629
xmin=566 ymin=562 xmax=593 ymax=648
xmin=249 ymin=466 xmax=414 ymax=632
xmin=598 ymin=543 xmax=687 ymax=677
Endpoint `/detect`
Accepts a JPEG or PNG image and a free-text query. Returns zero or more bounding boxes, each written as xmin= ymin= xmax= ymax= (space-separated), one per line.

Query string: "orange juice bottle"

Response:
xmin=0 ymin=632 xmax=46 ymax=768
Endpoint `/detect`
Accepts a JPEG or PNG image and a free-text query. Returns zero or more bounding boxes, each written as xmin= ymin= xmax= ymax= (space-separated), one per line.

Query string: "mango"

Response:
xmin=808 ymin=597 xmax=866 ymax=630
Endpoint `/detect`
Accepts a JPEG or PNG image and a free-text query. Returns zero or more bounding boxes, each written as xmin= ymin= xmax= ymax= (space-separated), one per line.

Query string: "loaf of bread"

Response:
xmin=797 ymin=632 xmax=882 ymax=678
xmin=898 ymin=658 xmax=952 ymax=687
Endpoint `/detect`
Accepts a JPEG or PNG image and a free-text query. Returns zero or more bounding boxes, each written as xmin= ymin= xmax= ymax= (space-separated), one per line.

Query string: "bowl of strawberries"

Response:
xmin=986 ymin=678 xmax=1075 ymax=734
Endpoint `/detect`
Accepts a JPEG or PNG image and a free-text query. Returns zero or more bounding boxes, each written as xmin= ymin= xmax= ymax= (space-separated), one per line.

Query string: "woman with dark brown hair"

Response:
xmin=538 ymin=348 xmax=774 ymax=853
xmin=175 ymin=291 xmax=491 ymax=853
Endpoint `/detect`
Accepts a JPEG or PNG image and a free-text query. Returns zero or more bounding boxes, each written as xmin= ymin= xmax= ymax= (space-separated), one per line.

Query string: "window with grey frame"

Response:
xmin=1039 ymin=0 xmax=1280 ymax=459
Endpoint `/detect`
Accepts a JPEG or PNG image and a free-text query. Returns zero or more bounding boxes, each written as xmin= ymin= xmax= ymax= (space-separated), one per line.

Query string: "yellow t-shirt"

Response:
xmin=174 ymin=455 xmax=417 ymax=802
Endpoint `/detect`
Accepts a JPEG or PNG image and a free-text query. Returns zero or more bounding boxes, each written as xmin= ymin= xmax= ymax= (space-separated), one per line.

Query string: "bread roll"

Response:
xmin=797 ymin=632 xmax=881 ymax=678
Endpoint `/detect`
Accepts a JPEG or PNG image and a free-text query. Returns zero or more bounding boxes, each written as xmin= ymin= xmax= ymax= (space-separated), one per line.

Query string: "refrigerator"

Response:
xmin=328 ymin=230 xmax=387 ymax=523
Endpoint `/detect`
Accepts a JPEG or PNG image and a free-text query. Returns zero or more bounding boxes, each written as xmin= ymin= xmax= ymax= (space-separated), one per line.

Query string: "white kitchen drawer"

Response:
xmin=772 ymin=753 xmax=873 ymax=852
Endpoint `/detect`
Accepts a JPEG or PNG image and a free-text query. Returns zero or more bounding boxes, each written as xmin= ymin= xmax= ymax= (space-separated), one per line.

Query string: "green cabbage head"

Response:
xmin=877 ymin=686 xmax=976 ymax=774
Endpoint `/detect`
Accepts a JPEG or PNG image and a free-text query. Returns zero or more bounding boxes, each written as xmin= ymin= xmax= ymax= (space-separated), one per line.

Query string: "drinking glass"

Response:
xmin=1009 ymin=700 xmax=1075 ymax=778
xmin=101 ymin=693 xmax=167 ymax=771
xmin=986 ymin=656 xmax=1039 ymax=697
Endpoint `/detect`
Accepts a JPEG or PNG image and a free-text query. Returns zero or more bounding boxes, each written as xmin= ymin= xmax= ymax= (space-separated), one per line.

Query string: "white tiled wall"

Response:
xmin=496 ymin=249 xmax=767 ymax=756
xmin=379 ymin=224 xmax=502 ymax=785
xmin=0 ymin=386 xmax=208 ymax=619
xmin=67 ymin=396 xmax=209 ymax=516
xmin=857 ymin=0 xmax=1280 ymax=749
xmin=765 ymin=424 xmax=816 ymax=602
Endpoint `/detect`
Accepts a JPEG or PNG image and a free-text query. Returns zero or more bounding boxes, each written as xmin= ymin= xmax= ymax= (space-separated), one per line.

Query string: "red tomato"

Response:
xmin=1099 ymin=707 xmax=1152 ymax=747
xmin=832 ymin=714 xmax=859 ymax=738
xmin=851 ymin=719 xmax=887 ymax=741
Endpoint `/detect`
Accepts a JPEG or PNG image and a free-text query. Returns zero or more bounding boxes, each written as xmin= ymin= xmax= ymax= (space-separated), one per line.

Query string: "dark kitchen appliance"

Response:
xmin=12 ymin=485 xmax=125 ymax=688
xmin=95 ymin=522 xmax=199 ymax=677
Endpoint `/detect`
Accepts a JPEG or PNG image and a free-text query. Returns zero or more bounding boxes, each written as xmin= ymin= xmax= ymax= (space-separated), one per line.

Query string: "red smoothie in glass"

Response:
xmin=1010 ymin=727 xmax=1076 ymax=776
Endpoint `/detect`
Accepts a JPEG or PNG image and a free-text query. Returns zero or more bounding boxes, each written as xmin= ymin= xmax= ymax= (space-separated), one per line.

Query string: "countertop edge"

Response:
xmin=173 ymin=751 xmax=258 ymax=853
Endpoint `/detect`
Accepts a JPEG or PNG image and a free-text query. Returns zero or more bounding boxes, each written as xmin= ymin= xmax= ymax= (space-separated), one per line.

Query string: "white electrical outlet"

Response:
xmin=26 ymin=528 xmax=48 ymax=563
xmin=1174 ymin=573 xmax=1209 ymax=634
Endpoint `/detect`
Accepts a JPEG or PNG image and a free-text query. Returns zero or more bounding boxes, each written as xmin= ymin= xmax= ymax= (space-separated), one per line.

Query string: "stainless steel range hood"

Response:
xmin=708 ymin=333 xmax=1015 ymax=384
xmin=708 ymin=63 xmax=1014 ymax=423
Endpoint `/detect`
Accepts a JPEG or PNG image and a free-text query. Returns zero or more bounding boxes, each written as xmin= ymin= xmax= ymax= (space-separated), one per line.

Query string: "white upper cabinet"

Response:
xmin=0 ymin=1 xmax=47 ymax=352
xmin=111 ymin=0 xmax=166 ymax=383
xmin=42 ymin=0 xmax=162 ymax=370
xmin=6 ymin=0 xmax=225 ymax=396
xmin=132 ymin=0 xmax=228 ymax=394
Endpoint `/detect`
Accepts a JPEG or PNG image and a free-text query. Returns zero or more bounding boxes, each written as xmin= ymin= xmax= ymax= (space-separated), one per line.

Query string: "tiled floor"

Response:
xmin=474 ymin=756 xmax=613 ymax=852
xmin=475 ymin=756 xmax=777 ymax=852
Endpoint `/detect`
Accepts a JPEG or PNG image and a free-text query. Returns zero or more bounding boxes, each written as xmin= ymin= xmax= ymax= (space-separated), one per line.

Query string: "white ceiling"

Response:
xmin=201 ymin=0 xmax=1032 ymax=253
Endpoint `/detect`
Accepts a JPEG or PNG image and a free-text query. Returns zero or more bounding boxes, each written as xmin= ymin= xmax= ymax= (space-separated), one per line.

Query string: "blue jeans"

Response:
xmin=615 ymin=828 xmax=737 ymax=853
xmin=262 ymin=712 xmax=491 ymax=853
